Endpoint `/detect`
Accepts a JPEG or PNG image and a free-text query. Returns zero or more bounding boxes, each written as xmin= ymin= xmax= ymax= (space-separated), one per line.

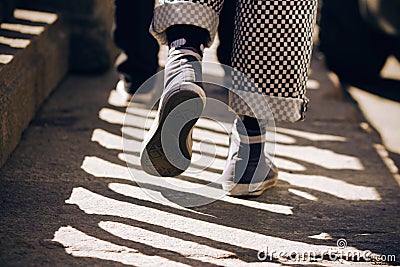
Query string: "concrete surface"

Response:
xmin=0 ymin=47 xmax=399 ymax=266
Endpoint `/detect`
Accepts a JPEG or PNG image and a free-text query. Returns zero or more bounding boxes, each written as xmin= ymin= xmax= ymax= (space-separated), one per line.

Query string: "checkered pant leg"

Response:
xmin=151 ymin=0 xmax=224 ymax=46
xmin=230 ymin=0 xmax=317 ymax=122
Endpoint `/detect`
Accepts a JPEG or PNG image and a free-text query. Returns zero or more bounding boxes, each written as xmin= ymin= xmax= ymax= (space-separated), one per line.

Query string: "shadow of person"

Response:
xmin=348 ymin=78 xmax=400 ymax=102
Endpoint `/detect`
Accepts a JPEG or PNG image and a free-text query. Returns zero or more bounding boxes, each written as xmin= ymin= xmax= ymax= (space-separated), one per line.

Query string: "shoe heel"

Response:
xmin=140 ymin=83 xmax=205 ymax=177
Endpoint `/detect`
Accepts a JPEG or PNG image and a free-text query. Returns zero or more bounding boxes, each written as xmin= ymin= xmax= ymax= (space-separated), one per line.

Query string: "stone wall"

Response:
xmin=0 ymin=10 xmax=70 ymax=167
xmin=0 ymin=1 xmax=120 ymax=167
xmin=18 ymin=0 xmax=119 ymax=72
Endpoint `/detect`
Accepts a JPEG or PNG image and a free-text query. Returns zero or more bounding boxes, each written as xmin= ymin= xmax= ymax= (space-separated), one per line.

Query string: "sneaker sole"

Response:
xmin=224 ymin=173 xmax=278 ymax=197
xmin=140 ymin=82 xmax=205 ymax=177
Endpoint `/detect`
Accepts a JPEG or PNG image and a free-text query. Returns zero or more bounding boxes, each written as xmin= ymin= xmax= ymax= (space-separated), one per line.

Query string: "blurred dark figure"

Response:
xmin=113 ymin=0 xmax=159 ymax=100
xmin=113 ymin=0 xmax=235 ymax=102
xmin=319 ymin=0 xmax=400 ymax=172
xmin=319 ymin=0 xmax=400 ymax=84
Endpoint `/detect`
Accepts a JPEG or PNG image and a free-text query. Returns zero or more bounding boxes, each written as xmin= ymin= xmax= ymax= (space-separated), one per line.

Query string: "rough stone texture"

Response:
xmin=18 ymin=0 xmax=120 ymax=73
xmin=0 ymin=12 xmax=69 ymax=167
xmin=0 ymin=44 xmax=399 ymax=266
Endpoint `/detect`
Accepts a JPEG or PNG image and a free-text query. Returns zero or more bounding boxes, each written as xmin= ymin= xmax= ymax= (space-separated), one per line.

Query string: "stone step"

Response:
xmin=0 ymin=9 xmax=70 ymax=167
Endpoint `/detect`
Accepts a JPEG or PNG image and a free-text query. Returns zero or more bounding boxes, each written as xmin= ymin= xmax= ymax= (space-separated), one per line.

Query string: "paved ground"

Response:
xmin=0 ymin=47 xmax=400 ymax=266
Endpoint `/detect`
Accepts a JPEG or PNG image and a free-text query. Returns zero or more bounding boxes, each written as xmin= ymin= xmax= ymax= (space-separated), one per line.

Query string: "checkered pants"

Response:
xmin=151 ymin=0 xmax=317 ymax=122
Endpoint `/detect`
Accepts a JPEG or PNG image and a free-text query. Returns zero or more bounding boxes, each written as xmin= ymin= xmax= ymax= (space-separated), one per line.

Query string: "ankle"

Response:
xmin=236 ymin=116 xmax=265 ymax=137
xmin=233 ymin=117 xmax=266 ymax=160
xmin=166 ymin=25 xmax=209 ymax=55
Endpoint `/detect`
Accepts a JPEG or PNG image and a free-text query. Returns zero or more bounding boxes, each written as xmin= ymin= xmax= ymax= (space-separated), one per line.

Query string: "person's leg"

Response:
xmin=230 ymin=0 xmax=317 ymax=123
xmin=150 ymin=0 xmax=224 ymax=47
xmin=113 ymin=0 xmax=159 ymax=98
xmin=222 ymin=0 xmax=318 ymax=197
xmin=140 ymin=0 xmax=224 ymax=177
